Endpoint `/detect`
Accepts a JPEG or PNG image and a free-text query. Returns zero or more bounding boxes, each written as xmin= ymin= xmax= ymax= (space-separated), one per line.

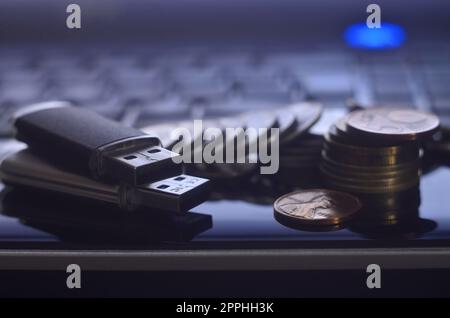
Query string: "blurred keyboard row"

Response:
xmin=0 ymin=45 xmax=449 ymax=136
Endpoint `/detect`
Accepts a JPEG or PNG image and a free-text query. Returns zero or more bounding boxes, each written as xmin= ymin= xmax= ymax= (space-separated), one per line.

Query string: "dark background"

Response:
xmin=1 ymin=0 xmax=449 ymax=44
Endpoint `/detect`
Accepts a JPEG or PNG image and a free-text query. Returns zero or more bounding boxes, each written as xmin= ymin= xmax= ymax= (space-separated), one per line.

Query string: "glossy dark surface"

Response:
xmin=0 ymin=159 xmax=449 ymax=249
xmin=0 ymin=38 xmax=449 ymax=250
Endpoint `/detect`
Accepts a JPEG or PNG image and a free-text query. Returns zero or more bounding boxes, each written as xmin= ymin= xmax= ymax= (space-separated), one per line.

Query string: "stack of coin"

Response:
xmin=320 ymin=108 xmax=440 ymax=224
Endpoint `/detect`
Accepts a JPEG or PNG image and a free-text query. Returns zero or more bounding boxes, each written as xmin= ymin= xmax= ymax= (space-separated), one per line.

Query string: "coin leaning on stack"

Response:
xmin=320 ymin=108 xmax=440 ymax=224
xmin=141 ymin=102 xmax=323 ymax=179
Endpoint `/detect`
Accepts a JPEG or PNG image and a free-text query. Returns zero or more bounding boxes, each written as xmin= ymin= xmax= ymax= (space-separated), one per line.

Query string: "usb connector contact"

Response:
xmin=13 ymin=102 xmax=181 ymax=185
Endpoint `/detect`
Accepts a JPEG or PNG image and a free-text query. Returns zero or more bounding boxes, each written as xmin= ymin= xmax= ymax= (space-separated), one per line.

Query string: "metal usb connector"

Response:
xmin=98 ymin=141 xmax=181 ymax=185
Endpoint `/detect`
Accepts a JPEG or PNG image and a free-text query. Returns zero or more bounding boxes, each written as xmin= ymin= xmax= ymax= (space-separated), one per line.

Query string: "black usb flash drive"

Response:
xmin=12 ymin=101 xmax=181 ymax=185
xmin=0 ymin=149 xmax=210 ymax=213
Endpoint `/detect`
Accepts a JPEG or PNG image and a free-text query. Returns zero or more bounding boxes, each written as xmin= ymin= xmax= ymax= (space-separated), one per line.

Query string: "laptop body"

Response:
xmin=0 ymin=0 xmax=450 ymax=296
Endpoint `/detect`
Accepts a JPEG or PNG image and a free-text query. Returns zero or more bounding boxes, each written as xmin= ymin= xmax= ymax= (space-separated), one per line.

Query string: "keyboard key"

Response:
xmin=47 ymin=79 xmax=106 ymax=105
xmin=38 ymin=56 xmax=85 ymax=71
xmin=432 ymin=99 xmax=450 ymax=112
xmin=425 ymin=72 xmax=450 ymax=98
xmin=137 ymin=97 xmax=190 ymax=126
xmin=79 ymin=99 xmax=125 ymax=120
xmin=169 ymin=79 xmax=226 ymax=100
xmin=1 ymin=68 xmax=43 ymax=82
xmin=0 ymin=79 xmax=46 ymax=105
xmin=116 ymin=79 xmax=167 ymax=102
xmin=300 ymin=72 xmax=353 ymax=100
xmin=374 ymin=93 xmax=414 ymax=105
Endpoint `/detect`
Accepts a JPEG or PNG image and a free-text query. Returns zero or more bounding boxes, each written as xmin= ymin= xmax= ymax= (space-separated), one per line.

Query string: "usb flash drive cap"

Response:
xmin=12 ymin=101 xmax=181 ymax=185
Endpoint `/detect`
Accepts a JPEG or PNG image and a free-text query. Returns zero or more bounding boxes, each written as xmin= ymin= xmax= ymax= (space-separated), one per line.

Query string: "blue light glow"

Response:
xmin=344 ymin=22 xmax=406 ymax=50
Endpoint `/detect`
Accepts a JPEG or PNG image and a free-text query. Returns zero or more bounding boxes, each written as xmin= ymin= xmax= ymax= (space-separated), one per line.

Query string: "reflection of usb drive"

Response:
xmin=0 ymin=149 xmax=210 ymax=213
xmin=1 ymin=188 xmax=213 ymax=243
xmin=12 ymin=101 xmax=181 ymax=185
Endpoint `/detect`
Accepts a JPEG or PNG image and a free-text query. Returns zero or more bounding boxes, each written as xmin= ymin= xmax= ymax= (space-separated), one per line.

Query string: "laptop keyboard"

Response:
xmin=0 ymin=45 xmax=449 ymax=140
